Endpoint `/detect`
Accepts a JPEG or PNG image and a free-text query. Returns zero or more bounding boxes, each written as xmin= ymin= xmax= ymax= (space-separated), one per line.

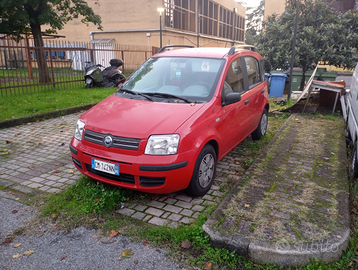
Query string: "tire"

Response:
xmin=345 ymin=115 xmax=352 ymax=145
xmin=352 ymin=143 xmax=358 ymax=179
xmin=346 ymin=124 xmax=352 ymax=145
xmin=251 ymin=108 xmax=268 ymax=140
xmin=85 ymin=77 xmax=94 ymax=88
xmin=186 ymin=145 xmax=217 ymax=197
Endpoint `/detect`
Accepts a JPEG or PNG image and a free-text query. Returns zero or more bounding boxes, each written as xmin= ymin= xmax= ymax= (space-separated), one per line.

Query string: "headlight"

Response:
xmin=145 ymin=134 xmax=180 ymax=155
xmin=74 ymin=119 xmax=85 ymax=141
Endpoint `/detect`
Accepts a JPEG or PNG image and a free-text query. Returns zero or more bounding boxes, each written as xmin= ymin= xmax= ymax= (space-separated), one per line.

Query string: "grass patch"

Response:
xmin=40 ymin=177 xmax=130 ymax=225
xmin=0 ymin=86 xmax=116 ymax=121
xmin=269 ymin=97 xmax=295 ymax=112
xmin=0 ymin=67 xmax=82 ymax=79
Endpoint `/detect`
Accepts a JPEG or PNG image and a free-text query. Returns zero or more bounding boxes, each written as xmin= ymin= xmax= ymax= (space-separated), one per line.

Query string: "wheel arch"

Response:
xmin=265 ymin=103 xmax=269 ymax=113
xmin=205 ymin=139 xmax=219 ymax=160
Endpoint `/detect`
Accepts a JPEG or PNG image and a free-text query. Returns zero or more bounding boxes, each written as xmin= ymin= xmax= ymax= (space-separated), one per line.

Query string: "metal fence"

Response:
xmin=0 ymin=35 xmax=154 ymax=97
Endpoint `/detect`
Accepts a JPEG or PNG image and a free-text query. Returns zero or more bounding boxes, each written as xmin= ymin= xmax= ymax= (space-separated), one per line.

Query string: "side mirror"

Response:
xmin=224 ymin=92 xmax=241 ymax=106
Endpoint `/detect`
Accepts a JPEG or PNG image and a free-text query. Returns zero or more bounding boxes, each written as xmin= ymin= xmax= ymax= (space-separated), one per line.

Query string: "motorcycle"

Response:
xmin=84 ymin=58 xmax=126 ymax=88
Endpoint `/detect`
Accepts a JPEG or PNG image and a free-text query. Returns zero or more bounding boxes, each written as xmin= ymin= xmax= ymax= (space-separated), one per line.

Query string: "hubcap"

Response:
xmin=260 ymin=114 xmax=268 ymax=136
xmin=198 ymin=153 xmax=215 ymax=188
xmin=353 ymin=150 xmax=356 ymax=171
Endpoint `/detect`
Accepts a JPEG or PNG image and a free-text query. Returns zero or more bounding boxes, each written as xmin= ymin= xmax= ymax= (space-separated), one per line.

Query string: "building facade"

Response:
xmin=54 ymin=0 xmax=246 ymax=49
xmin=264 ymin=0 xmax=358 ymax=20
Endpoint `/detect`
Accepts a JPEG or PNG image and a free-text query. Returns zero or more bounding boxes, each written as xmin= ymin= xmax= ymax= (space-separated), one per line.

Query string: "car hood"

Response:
xmin=80 ymin=94 xmax=206 ymax=138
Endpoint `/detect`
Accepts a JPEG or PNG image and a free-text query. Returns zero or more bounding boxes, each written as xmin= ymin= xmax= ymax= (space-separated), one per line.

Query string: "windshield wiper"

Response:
xmin=117 ymin=89 xmax=154 ymax=101
xmin=146 ymin=92 xmax=194 ymax=104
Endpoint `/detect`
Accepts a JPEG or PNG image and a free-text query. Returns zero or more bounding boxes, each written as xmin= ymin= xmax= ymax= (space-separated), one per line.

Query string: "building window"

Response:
xmin=198 ymin=0 xmax=218 ymax=36
xmin=233 ymin=14 xmax=245 ymax=42
xmin=164 ymin=0 xmax=196 ymax=32
xmin=164 ymin=0 xmax=244 ymax=42
xmin=219 ymin=6 xmax=233 ymax=39
xmin=58 ymin=51 xmax=65 ymax=59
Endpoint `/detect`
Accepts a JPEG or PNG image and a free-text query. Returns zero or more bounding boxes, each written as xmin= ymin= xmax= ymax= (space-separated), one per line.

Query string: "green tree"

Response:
xmin=242 ymin=0 xmax=265 ymax=45
xmin=255 ymin=0 xmax=358 ymax=90
xmin=246 ymin=0 xmax=265 ymax=35
xmin=0 ymin=0 xmax=102 ymax=83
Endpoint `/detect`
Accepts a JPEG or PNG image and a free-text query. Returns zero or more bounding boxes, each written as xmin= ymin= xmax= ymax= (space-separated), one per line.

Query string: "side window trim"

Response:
xmin=259 ymin=59 xmax=265 ymax=83
xmin=240 ymin=56 xmax=249 ymax=92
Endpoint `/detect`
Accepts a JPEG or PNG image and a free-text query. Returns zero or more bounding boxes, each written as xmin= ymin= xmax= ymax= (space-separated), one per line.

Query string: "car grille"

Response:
xmin=84 ymin=129 xmax=141 ymax=150
xmin=139 ymin=176 xmax=165 ymax=187
xmin=85 ymin=164 xmax=135 ymax=184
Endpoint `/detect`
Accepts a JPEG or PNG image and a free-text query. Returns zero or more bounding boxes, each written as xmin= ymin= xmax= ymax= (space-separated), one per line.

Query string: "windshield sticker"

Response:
xmin=201 ymin=62 xmax=210 ymax=72
xmin=176 ymin=69 xmax=182 ymax=78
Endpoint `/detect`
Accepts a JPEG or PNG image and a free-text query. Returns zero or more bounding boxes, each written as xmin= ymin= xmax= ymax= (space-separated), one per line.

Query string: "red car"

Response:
xmin=70 ymin=46 xmax=269 ymax=196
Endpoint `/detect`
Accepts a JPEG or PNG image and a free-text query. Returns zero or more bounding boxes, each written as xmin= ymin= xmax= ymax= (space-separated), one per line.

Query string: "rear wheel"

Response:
xmin=251 ymin=108 xmax=268 ymax=140
xmin=186 ymin=145 xmax=217 ymax=197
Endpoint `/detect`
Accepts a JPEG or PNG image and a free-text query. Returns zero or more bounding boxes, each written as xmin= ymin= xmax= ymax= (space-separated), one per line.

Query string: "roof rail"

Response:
xmin=157 ymin=45 xmax=194 ymax=54
xmin=228 ymin=44 xmax=255 ymax=55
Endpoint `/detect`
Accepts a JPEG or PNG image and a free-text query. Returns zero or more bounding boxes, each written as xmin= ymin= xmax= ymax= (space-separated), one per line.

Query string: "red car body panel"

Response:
xmin=70 ymin=47 xmax=269 ymax=194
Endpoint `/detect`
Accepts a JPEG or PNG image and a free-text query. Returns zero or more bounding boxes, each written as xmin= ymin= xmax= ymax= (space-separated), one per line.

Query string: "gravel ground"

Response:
xmin=0 ymin=195 xmax=181 ymax=270
xmin=0 ymin=192 xmax=35 ymax=240
xmin=0 ymin=227 xmax=181 ymax=270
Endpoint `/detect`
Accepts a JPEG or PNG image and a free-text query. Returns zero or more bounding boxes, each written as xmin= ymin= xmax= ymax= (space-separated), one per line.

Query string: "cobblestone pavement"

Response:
xmin=0 ymin=112 xmax=236 ymax=227
xmin=204 ymin=114 xmax=350 ymax=266
xmin=0 ymin=113 xmax=83 ymax=194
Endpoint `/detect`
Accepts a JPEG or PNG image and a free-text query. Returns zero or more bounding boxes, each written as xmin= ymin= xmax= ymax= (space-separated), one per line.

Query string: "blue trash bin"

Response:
xmin=269 ymin=73 xmax=287 ymax=98
xmin=265 ymin=73 xmax=270 ymax=83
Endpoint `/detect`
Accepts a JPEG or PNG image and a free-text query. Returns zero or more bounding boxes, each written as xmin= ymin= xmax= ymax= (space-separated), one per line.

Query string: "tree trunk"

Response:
xmin=30 ymin=23 xmax=51 ymax=83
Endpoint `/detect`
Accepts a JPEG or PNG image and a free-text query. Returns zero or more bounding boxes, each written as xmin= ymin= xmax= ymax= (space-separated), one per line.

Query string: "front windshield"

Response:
xmin=120 ymin=57 xmax=224 ymax=103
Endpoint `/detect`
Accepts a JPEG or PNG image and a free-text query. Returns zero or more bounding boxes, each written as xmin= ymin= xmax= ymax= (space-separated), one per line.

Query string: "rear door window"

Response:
xmin=243 ymin=56 xmax=263 ymax=89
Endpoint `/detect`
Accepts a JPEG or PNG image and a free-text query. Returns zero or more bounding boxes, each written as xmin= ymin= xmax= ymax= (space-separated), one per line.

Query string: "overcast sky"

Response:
xmin=237 ymin=0 xmax=262 ymax=9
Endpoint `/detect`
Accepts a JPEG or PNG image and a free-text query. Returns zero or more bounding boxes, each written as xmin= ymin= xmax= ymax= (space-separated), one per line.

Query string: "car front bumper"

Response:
xmin=69 ymin=138 xmax=196 ymax=194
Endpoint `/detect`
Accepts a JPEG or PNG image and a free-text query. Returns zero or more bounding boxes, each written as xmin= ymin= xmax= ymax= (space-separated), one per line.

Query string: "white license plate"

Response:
xmin=91 ymin=159 xmax=119 ymax=175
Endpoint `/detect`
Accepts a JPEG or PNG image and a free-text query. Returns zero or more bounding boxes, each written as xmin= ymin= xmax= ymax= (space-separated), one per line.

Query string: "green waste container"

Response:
xmin=270 ymin=70 xmax=284 ymax=74
xmin=290 ymin=70 xmax=302 ymax=92
xmin=316 ymin=67 xmax=327 ymax=80
xmin=305 ymin=71 xmax=319 ymax=85
xmin=320 ymin=71 xmax=338 ymax=81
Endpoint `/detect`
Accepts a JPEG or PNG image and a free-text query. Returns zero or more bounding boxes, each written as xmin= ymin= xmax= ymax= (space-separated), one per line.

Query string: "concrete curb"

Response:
xmin=203 ymin=114 xmax=351 ymax=267
xmin=248 ymin=227 xmax=350 ymax=266
xmin=0 ymin=103 xmax=97 ymax=129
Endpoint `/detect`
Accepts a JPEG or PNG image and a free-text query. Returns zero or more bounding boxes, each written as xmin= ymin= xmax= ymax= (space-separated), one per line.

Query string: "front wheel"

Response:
xmin=251 ymin=108 xmax=268 ymax=140
xmin=85 ymin=77 xmax=94 ymax=88
xmin=186 ymin=145 xmax=217 ymax=197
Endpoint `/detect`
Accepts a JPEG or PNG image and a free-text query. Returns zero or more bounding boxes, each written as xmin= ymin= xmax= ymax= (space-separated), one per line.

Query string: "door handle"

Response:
xmin=245 ymin=100 xmax=249 ymax=105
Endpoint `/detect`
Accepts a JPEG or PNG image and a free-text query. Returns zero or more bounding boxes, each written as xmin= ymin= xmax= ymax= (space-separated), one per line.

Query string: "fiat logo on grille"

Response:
xmin=104 ymin=135 xmax=113 ymax=148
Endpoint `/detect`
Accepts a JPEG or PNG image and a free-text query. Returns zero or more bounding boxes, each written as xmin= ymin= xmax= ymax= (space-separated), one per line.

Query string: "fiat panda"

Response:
xmin=70 ymin=46 xmax=269 ymax=196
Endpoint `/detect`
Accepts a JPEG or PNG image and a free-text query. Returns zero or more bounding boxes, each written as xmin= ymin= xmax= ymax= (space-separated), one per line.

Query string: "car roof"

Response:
xmin=153 ymin=47 xmax=262 ymax=60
